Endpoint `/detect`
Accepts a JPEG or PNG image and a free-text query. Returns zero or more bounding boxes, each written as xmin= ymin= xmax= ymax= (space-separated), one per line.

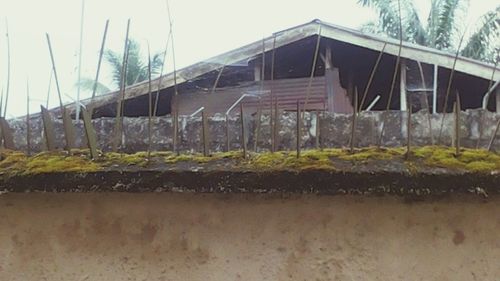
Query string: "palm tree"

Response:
xmin=79 ymin=39 xmax=164 ymax=95
xmin=358 ymin=0 xmax=499 ymax=63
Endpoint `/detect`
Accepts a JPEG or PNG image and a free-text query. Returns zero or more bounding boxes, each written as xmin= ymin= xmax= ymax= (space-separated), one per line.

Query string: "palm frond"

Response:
xmin=357 ymin=0 xmax=402 ymax=39
xmin=75 ymin=77 xmax=112 ymax=95
xmin=402 ymin=1 xmax=427 ymax=45
xmin=433 ymin=0 xmax=469 ymax=50
xmin=461 ymin=6 xmax=500 ymax=62
xmin=104 ymin=50 xmax=123 ymax=88
xmin=360 ymin=21 xmax=386 ymax=35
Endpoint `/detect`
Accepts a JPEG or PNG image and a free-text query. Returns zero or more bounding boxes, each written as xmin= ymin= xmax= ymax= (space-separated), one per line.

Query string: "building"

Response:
xmin=80 ymin=19 xmax=499 ymax=119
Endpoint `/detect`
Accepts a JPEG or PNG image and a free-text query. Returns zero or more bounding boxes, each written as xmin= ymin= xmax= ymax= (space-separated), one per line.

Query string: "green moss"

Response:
xmin=0 ymin=146 xmax=498 ymax=175
xmin=339 ymin=147 xmax=405 ymax=161
xmin=247 ymin=150 xmax=336 ymax=170
xmin=24 ymin=153 xmax=101 ymax=174
xmin=412 ymin=146 xmax=500 ymax=172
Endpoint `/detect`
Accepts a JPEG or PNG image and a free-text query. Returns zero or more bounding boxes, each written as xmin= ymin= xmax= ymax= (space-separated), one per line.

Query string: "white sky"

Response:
xmin=0 ymin=0 xmax=497 ymax=117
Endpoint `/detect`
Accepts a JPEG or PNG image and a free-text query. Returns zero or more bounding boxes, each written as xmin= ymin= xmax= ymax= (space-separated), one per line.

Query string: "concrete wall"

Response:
xmin=9 ymin=109 xmax=500 ymax=153
xmin=0 ymin=193 xmax=499 ymax=280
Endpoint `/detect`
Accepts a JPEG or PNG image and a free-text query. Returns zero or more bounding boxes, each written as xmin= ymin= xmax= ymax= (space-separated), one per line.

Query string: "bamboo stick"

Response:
xmin=3 ymin=19 xmax=10 ymax=118
xmin=315 ymin=110 xmax=320 ymax=149
xmin=304 ymin=25 xmax=322 ymax=109
xmin=273 ymin=98 xmax=279 ymax=152
xmin=75 ymin=0 xmax=86 ymax=123
xmin=438 ymin=30 xmax=467 ymax=143
xmin=378 ymin=0 xmax=403 ymax=147
xmin=89 ymin=20 xmax=109 ymax=115
xmin=405 ymin=97 xmax=412 ymax=159
xmin=112 ymin=19 xmax=131 ymax=152
xmin=254 ymin=100 xmax=262 ymax=152
xmin=488 ymin=119 xmax=500 ymax=152
xmin=296 ymin=100 xmax=301 ymax=158
xmin=202 ymin=110 xmax=209 ymax=157
xmin=349 ymin=87 xmax=359 ymax=153
xmin=46 ymin=33 xmax=73 ymax=151
xmin=26 ymin=79 xmax=31 ymax=156
xmin=46 ymin=71 xmax=52 ymax=109
xmin=240 ymin=103 xmax=246 ymax=158
xmin=153 ymin=29 xmax=172 ymax=116
xmin=173 ymin=100 xmax=179 ymax=154
xmin=225 ymin=114 xmax=230 ymax=152
xmin=359 ymin=43 xmax=387 ymax=111
xmin=147 ymin=43 xmax=153 ymax=161
xmin=455 ymin=92 xmax=461 ymax=156
xmin=270 ymin=35 xmax=277 ymax=151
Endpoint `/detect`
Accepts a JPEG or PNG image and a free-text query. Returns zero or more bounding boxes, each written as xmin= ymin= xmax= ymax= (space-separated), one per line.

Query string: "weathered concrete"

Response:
xmin=8 ymin=109 xmax=500 ymax=153
xmin=0 ymin=193 xmax=498 ymax=280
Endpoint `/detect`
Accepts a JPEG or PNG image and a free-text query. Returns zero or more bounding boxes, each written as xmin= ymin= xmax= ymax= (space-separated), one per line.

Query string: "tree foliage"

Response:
xmin=358 ymin=0 xmax=499 ymax=63
xmin=78 ymin=39 xmax=164 ymax=95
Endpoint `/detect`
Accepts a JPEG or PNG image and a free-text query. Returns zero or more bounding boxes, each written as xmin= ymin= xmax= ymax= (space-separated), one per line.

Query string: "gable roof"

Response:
xmin=84 ymin=19 xmax=500 ymax=111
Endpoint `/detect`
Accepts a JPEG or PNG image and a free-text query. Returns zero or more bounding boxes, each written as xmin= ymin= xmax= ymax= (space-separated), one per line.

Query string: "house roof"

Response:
xmin=83 ymin=19 xmax=500 ymax=111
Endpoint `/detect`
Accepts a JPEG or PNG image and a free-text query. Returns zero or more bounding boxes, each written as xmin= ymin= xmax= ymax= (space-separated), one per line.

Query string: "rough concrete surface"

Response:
xmin=0 ymin=193 xmax=499 ymax=280
xmin=9 ymin=109 xmax=500 ymax=153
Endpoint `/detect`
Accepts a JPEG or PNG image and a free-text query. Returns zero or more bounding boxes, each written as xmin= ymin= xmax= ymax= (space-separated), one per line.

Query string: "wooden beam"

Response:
xmin=400 ymin=59 xmax=407 ymax=111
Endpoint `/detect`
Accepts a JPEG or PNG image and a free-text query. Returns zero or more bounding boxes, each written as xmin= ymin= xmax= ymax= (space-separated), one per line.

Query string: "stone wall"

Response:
xmin=8 ymin=109 xmax=500 ymax=153
xmin=0 ymin=193 xmax=499 ymax=280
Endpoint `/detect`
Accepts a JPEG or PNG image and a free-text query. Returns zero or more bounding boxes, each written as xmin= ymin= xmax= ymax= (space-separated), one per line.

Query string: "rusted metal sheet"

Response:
xmin=177 ymin=76 xmax=331 ymax=116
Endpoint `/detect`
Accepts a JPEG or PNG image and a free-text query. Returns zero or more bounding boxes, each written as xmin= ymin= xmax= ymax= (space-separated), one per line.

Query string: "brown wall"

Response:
xmin=0 ymin=193 xmax=499 ymax=280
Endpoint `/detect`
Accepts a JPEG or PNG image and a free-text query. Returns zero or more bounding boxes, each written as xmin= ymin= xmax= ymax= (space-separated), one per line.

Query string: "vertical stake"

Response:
xmin=173 ymin=103 xmax=179 ymax=155
xmin=240 ymin=103 xmax=247 ymax=158
xmin=455 ymin=92 xmax=461 ymax=156
xmin=296 ymin=100 xmax=301 ymax=158
xmin=82 ymin=106 xmax=99 ymax=159
xmin=225 ymin=114 xmax=230 ymax=152
xmin=254 ymin=100 xmax=262 ymax=152
xmin=488 ymin=119 xmax=500 ymax=152
xmin=315 ymin=110 xmax=320 ymax=150
xmin=26 ymin=79 xmax=31 ymax=156
xmin=405 ymin=97 xmax=412 ymax=159
xmin=349 ymin=87 xmax=358 ymax=153
xmin=202 ymin=110 xmax=209 ymax=157
xmin=273 ymin=97 xmax=279 ymax=152
xmin=46 ymin=33 xmax=73 ymax=152
xmin=147 ymin=43 xmax=153 ymax=161
xmin=112 ymin=19 xmax=131 ymax=152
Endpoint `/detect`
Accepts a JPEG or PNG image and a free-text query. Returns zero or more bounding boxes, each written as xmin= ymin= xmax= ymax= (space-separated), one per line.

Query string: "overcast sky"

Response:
xmin=0 ymin=0 xmax=497 ymax=117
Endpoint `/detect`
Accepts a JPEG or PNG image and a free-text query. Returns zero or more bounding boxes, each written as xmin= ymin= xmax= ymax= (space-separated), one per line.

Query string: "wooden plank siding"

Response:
xmin=176 ymin=74 xmax=353 ymax=116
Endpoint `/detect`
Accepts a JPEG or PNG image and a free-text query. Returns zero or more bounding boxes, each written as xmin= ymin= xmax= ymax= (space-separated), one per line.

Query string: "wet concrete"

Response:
xmin=0 ymin=193 xmax=499 ymax=280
